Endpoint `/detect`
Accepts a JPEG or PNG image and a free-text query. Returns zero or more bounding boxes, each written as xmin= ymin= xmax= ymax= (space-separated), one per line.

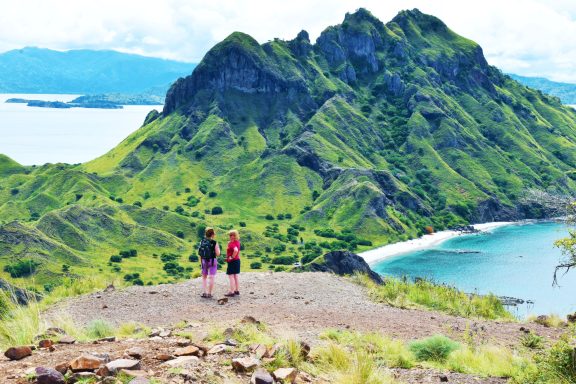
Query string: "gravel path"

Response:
xmin=48 ymin=272 xmax=562 ymax=346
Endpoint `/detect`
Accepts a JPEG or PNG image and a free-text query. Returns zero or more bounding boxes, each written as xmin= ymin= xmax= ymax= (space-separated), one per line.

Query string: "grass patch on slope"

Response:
xmin=354 ymin=274 xmax=514 ymax=320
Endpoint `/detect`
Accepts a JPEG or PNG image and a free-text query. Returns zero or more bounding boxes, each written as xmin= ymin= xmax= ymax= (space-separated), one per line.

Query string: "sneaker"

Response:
xmin=234 ymin=291 xmax=240 ymax=295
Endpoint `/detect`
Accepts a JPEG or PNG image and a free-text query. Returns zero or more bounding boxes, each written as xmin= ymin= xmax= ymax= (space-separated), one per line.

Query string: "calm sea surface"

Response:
xmin=0 ymin=94 xmax=161 ymax=165
xmin=372 ymin=222 xmax=576 ymax=318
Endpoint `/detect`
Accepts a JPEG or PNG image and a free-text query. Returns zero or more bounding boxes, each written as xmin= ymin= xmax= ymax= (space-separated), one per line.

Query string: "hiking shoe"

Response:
xmin=234 ymin=291 xmax=240 ymax=295
xmin=224 ymin=292 xmax=235 ymax=297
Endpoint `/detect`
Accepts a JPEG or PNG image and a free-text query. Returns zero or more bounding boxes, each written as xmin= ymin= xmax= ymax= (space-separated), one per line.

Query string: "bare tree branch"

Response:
xmin=553 ymin=262 xmax=576 ymax=286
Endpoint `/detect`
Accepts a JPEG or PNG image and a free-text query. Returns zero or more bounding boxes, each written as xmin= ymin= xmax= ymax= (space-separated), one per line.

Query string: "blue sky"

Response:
xmin=1 ymin=0 xmax=575 ymax=82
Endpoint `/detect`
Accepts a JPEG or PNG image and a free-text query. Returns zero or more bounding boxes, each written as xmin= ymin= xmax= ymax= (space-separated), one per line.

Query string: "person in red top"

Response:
xmin=224 ymin=229 xmax=241 ymax=297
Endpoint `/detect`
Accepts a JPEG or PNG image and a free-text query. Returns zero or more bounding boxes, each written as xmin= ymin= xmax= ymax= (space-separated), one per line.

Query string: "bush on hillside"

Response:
xmin=211 ymin=206 xmax=223 ymax=215
xmin=271 ymin=255 xmax=297 ymax=265
xmin=119 ymin=249 xmax=137 ymax=258
xmin=409 ymin=335 xmax=460 ymax=362
xmin=109 ymin=255 xmax=122 ymax=263
xmin=3 ymin=260 xmax=41 ymax=278
xmin=124 ymin=273 xmax=141 ymax=282
xmin=250 ymin=261 xmax=262 ymax=269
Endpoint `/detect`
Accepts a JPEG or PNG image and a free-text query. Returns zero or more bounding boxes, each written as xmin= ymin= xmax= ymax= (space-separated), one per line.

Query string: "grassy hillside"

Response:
xmin=2 ymin=8 xmax=576 ymax=292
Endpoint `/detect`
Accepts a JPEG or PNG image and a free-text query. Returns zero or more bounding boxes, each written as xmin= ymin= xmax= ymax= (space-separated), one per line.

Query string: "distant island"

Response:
xmin=510 ymin=74 xmax=576 ymax=104
xmin=5 ymin=93 xmax=167 ymax=109
xmin=6 ymin=97 xmax=122 ymax=109
xmin=0 ymin=47 xmax=195 ymax=95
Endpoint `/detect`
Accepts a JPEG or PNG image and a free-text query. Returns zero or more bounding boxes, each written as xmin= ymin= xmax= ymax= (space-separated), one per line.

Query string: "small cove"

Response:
xmin=372 ymin=222 xmax=576 ymax=318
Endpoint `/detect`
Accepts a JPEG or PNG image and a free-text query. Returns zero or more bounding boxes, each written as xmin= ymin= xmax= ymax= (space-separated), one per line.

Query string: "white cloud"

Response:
xmin=0 ymin=0 xmax=575 ymax=82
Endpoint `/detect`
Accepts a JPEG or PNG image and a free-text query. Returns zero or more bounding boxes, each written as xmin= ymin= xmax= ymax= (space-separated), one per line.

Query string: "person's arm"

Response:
xmin=231 ymin=246 xmax=239 ymax=260
xmin=215 ymin=243 xmax=221 ymax=257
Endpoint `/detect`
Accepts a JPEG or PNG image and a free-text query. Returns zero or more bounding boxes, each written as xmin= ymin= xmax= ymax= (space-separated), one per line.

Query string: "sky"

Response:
xmin=1 ymin=0 xmax=575 ymax=82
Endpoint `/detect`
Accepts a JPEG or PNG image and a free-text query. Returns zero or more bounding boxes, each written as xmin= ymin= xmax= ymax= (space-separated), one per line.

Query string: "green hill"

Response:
xmin=0 ymin=47 xmax=194 ymax=94
xmin=2 ymin=8 xmax=576 ymax=291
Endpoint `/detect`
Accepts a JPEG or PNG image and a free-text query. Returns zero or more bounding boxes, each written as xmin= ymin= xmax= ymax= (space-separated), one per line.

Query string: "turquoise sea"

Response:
xmin=372 ymin=222 xmax=576 ymax=318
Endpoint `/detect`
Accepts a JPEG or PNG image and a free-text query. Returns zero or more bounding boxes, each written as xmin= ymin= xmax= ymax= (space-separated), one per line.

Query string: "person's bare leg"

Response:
xmin=202 ymin=274 xmax=207 ymax=295
xmin=208 ymin=275 xmax=215 ymax=295
xmin=233 ymin=275 xmax=239 ymax=292
xmin=228 ymin=274 xmax=235 ymax=293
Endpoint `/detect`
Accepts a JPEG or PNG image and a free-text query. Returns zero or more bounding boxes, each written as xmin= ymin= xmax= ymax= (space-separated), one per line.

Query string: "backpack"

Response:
xmin=198 ymin=238 xmax=216 ymax=264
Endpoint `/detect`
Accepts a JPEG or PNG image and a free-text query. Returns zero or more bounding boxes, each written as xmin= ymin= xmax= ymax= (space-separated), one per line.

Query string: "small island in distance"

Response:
xmin=5 ymin=93 xmax=165 ymax=109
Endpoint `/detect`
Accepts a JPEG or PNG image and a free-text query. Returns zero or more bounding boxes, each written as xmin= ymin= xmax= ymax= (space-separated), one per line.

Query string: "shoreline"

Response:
xmin=359 ymin=221 xmax=514 ymax=265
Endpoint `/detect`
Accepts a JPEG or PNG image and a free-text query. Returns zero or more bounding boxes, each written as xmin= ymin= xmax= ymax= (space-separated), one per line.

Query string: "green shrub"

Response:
xmin=265 ymin=214 xmax=274 ymax=220
xmin=208 ymin=191 xmax=217 ymax=197
xmin=176 ymin=230 xmax=185 ymax=239
xmin=530 ymin=335 xmax=576 ymax=383
xmin=84 ymin=319 xmax=115 ymax=339
xmin=119 ymin=249 xmax=137 ymax=258
xmin=133 ymin=201 xmax=142 ymax=207
xmin=10 ymin=188 xmax=19 ymax=195
xmin=409 ymin=335 xmax=460 ymax=362
xmin=250 ymin=262 xmax=262 ymax=269
xmin=211 ymin=206 xmax=223 ymax=215
xmin=124 ymin=273 xmax=140 ymax=282
xmin=109 ymin=255 xmax=122 ymax=263
xmin=520 ymin=332 xmax=545 ymax=349
xmin=239 ymin=221 xmax=246 ymax=227
xmin=198 ymin=181 xmax=208 ymax=194
xmin=189 ymin=254 xmax=199 ymax=262
xmin=3 ymin=260 xmax=41 ymax=278
xmin=272 ymin=255 xmax=296 ymax=265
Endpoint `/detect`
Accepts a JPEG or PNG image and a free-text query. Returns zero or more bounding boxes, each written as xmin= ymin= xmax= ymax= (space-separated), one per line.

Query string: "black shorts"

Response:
xmin=226 ymin=259 xmax=240 ymax=275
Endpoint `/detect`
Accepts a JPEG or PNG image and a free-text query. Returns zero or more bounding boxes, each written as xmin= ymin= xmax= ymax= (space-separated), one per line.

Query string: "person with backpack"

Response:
xmin=224 ymin=229 xmax=241 ymax=297
xmin=199 ymin=227 xmax=220 ymax=298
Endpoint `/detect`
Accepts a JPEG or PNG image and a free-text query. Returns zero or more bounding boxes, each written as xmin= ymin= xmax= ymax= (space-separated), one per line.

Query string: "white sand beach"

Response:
xmin=359 ymin=222 xmax=514 ymax=265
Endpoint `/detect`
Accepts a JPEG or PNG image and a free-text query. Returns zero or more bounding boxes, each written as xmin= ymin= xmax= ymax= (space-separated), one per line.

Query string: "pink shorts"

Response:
xmin=201 ymin=259 xmax=218 ymax=276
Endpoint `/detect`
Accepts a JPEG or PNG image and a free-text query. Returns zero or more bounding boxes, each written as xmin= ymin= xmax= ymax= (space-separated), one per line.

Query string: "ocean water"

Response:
xmin=372 ymin=222 xmax=576 ymax=318
xmin=0 ymin=94 xmax=161 ymax=165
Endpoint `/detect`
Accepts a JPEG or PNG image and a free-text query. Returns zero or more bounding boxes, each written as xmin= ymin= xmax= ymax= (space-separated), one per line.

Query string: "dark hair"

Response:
xmin=205 ymin=227 xmax=215 ymax=238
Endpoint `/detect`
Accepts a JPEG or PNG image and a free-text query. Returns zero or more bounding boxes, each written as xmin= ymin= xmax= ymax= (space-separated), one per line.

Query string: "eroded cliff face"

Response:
xmin=164 ymin=8 xmax=495 ymax=117
xmin=156 ymin=8 xmax=576 ymax=231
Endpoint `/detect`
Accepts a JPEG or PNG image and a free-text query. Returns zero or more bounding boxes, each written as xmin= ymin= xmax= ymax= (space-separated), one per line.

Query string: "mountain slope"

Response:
xmin=0 ymin=47 xmax=195 ymax=94
xmin=2 ymin=8 xmax=576 ymax=290
xmin=510 ymin=74 xmax=576 ymax=105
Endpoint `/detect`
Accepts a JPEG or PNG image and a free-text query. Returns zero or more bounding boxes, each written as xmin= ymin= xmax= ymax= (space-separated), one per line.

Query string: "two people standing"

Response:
xmin=199 ymin=227 xmax=241 ymax=298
